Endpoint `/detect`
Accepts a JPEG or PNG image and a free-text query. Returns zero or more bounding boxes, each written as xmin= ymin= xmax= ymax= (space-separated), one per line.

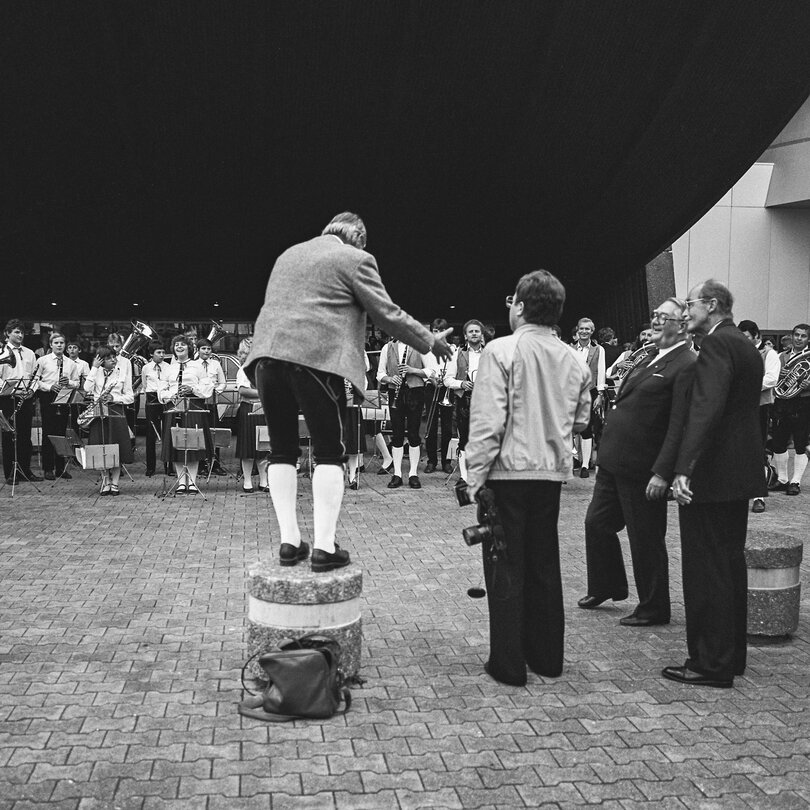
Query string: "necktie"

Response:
xmin=203 ymin=360 xmax=208 ymax=371
xmin=156 ymin=363 xmax=161 ymax=379
xmin=178 ymin=362 xmax=185 ymax=388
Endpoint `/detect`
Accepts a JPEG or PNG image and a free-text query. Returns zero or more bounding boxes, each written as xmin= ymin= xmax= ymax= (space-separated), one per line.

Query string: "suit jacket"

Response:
xmin=599 ymin=342 xmax=696 ymax=482
xmin=245 ymin=235 xmax=433 ymax=392
xmin=675 ymin=319 xmax=764 ymax=503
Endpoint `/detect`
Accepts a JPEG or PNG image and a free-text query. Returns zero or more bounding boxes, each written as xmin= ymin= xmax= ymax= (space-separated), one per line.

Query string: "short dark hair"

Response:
xmin=597 ymin=327 xmax=615 ymax=343
xmin=698 ymin=279 xmax=734 ymax=315
xmin=196 ymin=338 xmax=212 ymax=349
xmin=4 ymin=319 xmax=24 ymax=335
xmin=738 ymin=319 xmax=760 ymax=338
xmin=170 ymin=335 xmax=189 ymax=352
xmin=431 ymin=318 xmax=448 ymax=331
xmin=638 ymin=323 xmax=651 ymax=334
xmin=514 ymin=270 xmax=565 ymax=326
xmin=148 ymin=341 xmax=164 ymax=356
xmin=793 ymin=323 xmax=810 ymax=334
xmin=463 ymin=319 xmax=484 ymax=336
xmin=95 ymin=347 xmax=115 ymax=361
xmin=322 ymin=212 xmax=367 ymax=250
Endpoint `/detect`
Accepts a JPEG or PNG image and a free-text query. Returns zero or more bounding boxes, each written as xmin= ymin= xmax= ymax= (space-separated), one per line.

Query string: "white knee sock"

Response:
xmin=267 ymin=464 xmax=300 ymax=546
xmin=408 ymin=445 xmax=421 ymax=477
xmin=581 ymin=438 xmax=593 ymax=469
xmin=312 ymin=464 xmax=344 ymax=553
xmin=347 ymin=454 xmax=360 ymax=481
xmin=458 ymin=450 xmax=467 ymax=482
xmin=257 ymin=458 xmax=269 ymax=488
xmin=392 ymin=445 xmax=404 ymax=477
xmin=376 ymin=433 xmax=393 ymax=466
xmin=241 ymin=458 xmax=254 ymax=488
xmin=791 ymin=452 xmax=808 ymax=484
xmin=774 ymin=451 xmax=789 ymax=484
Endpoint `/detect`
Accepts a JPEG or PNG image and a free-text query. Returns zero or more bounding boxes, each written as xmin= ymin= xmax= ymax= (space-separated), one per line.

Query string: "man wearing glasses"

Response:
xmin=578 ymin=297 xmax=695 ymax=627
xmin=665 ymin=280 xmax=763 ymax=688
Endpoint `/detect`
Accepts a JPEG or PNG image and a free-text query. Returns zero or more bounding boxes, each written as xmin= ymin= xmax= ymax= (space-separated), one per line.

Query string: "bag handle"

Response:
xmin=239 ymin=649 xmax=266 ymax=697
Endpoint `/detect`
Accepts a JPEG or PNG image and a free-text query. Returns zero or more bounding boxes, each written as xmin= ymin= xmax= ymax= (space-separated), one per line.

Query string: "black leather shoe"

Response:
xmin=484 ymin=661 xmax=527 ymax=687
xmin=59 ymin=471 xmax=72 ymax=480
xmin=768 ymin=480 xmax=788 ymax=492
xmin=5 ymin=477 xmax=14 ymax=485
xmin=424 ymin=462 xmax=437 ymax=473
xmin=442 ymin=462 xmax=454 ymax=474
xmin=348 ymin=479 xmax=358 ymax=490
xmin=751 ymin=498 xmax=766 ymax=513
xmin=377 ymin=464 xmax=393 ymax=476
xmin=44 ymin=471 xmax=56 ymax=481
xmin=145 ymin=470 xmax=155 ymax=477
xmin=787 ymin=482 xmax=800 ymax=496
xmin=388 ymin=475 xmax=403 ymax=489
xmin=242 ymin=486 xmax=254 ymax=494
xmin=661 ymin=665 xmax=732 ymax=688
xmin=409 ymin=476 xmax=421 ymax=489
xmin=24 ymin=472 xmax=43 ymax=482
xmin=279 ymin=541 xmax=310 ymax=567
xmin=577 ymin=592 xmax=628 ymax=609
xmin=620 ymin=614 xmax=670 ymax=627
xmin=212 ymin=465 xmax=227 ymax=476
xmin=311 ymin=545 xmax=350 ymax=572
xmin=579 ymin=467 xmax=590 ymax=479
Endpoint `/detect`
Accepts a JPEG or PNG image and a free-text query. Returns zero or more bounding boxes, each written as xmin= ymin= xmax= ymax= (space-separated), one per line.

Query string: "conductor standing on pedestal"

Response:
xmin=245 ymin=212 xmax=453 ymax=572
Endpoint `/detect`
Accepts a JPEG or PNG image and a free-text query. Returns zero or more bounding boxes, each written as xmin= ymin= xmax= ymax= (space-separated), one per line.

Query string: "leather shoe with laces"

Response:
xmin=387 ymin=475 xmax=403 ymax=489
xmin=787 ymin=482 xmax=800 ymax=495
xmin=577 ymin=592 xmax=628 ymax=609
xmin=409 ymin=476 xmax=421 ymax=489
xmin=24 ymin=472 xmax=43 ymax=482
xmin=619 ymin=613 xmax=670 ymax=627
xmin=751 ymin=498 xmax=766 ymax=513
xmin=311 ymin=545 xmax=350 ymax=572
xmin=44 ymin=471 xmax=56 ymax=481
xmin=442 ymin=461 xmax=454 ymax=474
xmin=661 ymin=665 xmax=732 ymax=688
xmin=377 ymin=464 xmax=393 ymax=476
xmin=279 ymin=541 xmax=310 ymax=567
xmin=768 ymin=480 xmax=788 ymax=492
xmin=424 ymin=462 xmax=437 ymax=473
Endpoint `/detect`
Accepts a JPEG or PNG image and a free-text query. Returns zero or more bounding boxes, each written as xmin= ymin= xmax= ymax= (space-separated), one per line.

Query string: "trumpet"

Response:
xmin=614 ymin=343 xmax=655 ymax=380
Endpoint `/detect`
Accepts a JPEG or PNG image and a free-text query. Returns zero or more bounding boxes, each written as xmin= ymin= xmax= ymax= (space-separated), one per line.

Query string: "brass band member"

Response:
xmin=738 ymin=320 xmax=780 ymax=512
xmin=35 ymin=332 xmax=79 ymax=480
xmin=445 ymin=319 xmax=486 ymax=485
xmin=0 ymin=319 xmax=41 ymax=483
xmin=140 ymin=341 xmax=167 ymax=477
xmin=423 ymin=318 xmax=457 ymax=475
xmin=768 ymin=322 xmax=810 ymax=496
xmin=571 ymin=317 xmax=606 ymax=478
xmin=196 ymin=338 xmax=227 ymax=476
xmin=377 ymin=338 xmax=431 ymax=489
xmin=158 ymin=335 xmax=214 ymax=494
xmin=83 ymin=347 xmax=135 ymax=495
xmin=235 ymin=338 xmax=270 ymax=493
xmin=106 ymin=332 xmax=137 ymax=448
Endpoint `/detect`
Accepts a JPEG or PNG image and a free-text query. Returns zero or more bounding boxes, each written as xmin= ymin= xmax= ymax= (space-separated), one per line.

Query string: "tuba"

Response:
xmin=120 ymin=321 xmax=159 ymax=359
xmin=205 ymin=319 xmax=230 ymax=347
xmin=774 ymin=348 xmax=810 ymax=400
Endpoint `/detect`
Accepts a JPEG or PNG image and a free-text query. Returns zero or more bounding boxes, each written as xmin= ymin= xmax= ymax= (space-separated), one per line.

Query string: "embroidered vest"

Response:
xmin=385 ymin=342 xmax=425 ymax=388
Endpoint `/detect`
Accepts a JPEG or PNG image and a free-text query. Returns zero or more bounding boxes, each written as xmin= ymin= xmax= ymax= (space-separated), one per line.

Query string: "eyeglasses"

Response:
xmin=650 ymin=311 xmax=683 ymax=324
xmin=684 ymin=297 xmax=712 ymax=308
xmin=505 ymin=295 xmax=515 ymax=309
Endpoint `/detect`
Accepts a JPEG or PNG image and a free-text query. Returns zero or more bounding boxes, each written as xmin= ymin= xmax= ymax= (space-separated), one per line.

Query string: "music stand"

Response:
xmin=47 ymin=435 xmax=78 ymax=481
xmin=207 ymin=428 xmax=233 ymax=481
xmin=0 ymin=377 xmax=42 ymax=497
xmin=163 ymin=417 xmax=207 ymax=499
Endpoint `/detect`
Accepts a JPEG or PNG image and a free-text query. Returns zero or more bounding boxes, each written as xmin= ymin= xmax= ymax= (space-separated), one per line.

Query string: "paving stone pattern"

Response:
xmin=1 ymin=443 xmax=809 ymax=808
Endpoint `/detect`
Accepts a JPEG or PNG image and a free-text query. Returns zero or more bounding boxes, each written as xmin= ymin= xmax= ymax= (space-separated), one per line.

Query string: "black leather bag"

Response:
xmin=238 ymin=634 xmax=352 ymax=722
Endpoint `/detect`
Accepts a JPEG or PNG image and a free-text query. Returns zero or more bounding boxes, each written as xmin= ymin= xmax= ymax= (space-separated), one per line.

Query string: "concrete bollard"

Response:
xmin=246 ymin=561 xmax=362 ymax=679
xmin=745 ymin=529 xmax=803 ymax=638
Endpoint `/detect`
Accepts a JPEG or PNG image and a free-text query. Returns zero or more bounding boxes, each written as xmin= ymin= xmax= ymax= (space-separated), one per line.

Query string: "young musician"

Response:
xmin=377 ymin=337 xmax=431 ymax=488
xmin=158 ymin=335 xmax=213 ymax=494
xmin=83 ymin=347 xmax=135 ymax=495
xmin=0 ymin=319 xmax=42 ymax=483
xmin=445 ymin=319 xmax=486 ymax=485
xmin=344 ymin=353 xmax=371 ymax=489
xmin=423 ymin=318 xmax=457 ymax=474
xmin=107 ymin=332 xmax=137 ymax=447
xmin=235 ymin=338 xmax=270 ymax=493
xmin=140 ymin=341 xmax=167 ymax=477
xmin=35 ymin=332 xmax=79 ymax=480
xmin=65 ymin=341 xmax=91 ymax=383
xmin=571 ymin=317 xmax=606 ymax=478
xmin=196 ymin=338 xmax=227 ymax=476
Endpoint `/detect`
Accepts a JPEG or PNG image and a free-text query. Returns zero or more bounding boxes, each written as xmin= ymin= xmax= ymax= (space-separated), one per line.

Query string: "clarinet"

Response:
xmin=390 ymin=344 xmax=409 ymax=406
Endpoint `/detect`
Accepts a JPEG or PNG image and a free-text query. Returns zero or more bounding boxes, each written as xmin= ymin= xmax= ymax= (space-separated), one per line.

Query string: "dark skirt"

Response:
xmin=161 ymin=398 xmax=212 ymax=463
xmin=88 ymin=404 xmax=134 ymax=465
xmin=236 ymin=401 xmax=267 ymax=459
xmin=343 ymin=405 xmax=364 ymax=454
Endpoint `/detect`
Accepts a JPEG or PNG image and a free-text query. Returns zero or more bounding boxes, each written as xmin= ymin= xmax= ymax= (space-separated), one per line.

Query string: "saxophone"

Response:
xmin=774 ymin=348 xmax=810 ymax=400
xmin=77 ymin=368 xmax=119 ymax=428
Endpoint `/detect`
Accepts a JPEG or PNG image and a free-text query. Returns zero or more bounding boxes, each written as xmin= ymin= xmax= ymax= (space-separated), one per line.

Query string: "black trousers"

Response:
xmin=425 ymin=399 xmax=453 ymax=465
xmin=678 ymin=500 xmax=748 ymax=680
xmin=484 ymin=480 xmax=564 ymax=684
xmin=583 ymin=467 xmax=671 ymax=621
xmin=38 ymin=391 xmax=70 ymax=474
xmin=455 ymin=395 xmax=471 ymax=451
xmin=771 ymin=396 xmax=810 ymax=454
xmin=254 ymin=359 xmax=346 ymax=466
xmin=389 ymin=386 xmax=424 ymax=448
xmin=1 ymin=396 xmax=34 ymax=477
xmin=144 ymin=394 xmax=163 ymax=473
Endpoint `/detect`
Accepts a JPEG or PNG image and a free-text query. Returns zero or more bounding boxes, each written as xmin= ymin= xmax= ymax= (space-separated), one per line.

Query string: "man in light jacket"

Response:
xmin=466 ymin=270 xmax=591 ymax=685
xmin=245 ymin=212 xmax=453 ymax=573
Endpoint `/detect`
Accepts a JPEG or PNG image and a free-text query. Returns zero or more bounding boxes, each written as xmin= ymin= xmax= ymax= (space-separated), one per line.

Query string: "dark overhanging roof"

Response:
xmin=4 ymin=1 xmax=810 ymax=327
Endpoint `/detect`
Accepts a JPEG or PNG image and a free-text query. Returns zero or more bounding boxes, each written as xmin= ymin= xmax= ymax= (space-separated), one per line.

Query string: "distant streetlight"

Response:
xmin=213 ymin=302 xmax=220 ymax=308
xmin=50 ymin=302 xmax=57 ymax=306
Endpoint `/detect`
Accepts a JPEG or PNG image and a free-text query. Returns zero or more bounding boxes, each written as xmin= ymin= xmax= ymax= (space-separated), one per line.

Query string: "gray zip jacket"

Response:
xmin=466 ymin=324 xmax=592 ymax=486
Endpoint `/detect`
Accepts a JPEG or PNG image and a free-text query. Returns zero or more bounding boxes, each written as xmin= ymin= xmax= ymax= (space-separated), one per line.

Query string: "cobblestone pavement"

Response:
xmin=1 ymin=443 xmax=809 ymax=809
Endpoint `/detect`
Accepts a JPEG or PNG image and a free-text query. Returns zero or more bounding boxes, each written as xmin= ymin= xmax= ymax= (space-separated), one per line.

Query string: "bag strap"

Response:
xmin=340 ymin=686 xmax=352 ymax=714
xmin=239 ymin=649 xmax=266 ymax=697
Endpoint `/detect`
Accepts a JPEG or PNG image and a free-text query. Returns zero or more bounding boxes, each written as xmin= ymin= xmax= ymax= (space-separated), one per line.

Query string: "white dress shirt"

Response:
xmin=198 ymin=357 xmax=226 ymax=394
xmin=34 ymin=354 xmax=79 ymax=392
xmin=84 ymin=366 xmax=135 ymax=405
xmin=158 ymin=359 xmax=214 ymax=403
xmin=0 ymin=343 xmax=38 ymax=387
xmin=140 ymin=359 xmax=168 ymax=394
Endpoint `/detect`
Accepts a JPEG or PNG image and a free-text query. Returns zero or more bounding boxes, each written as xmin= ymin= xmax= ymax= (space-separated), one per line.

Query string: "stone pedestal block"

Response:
xmin=745 ymin=530 xmax=803 ymax=637
xmin=246 ymin=561 xmax=362 ymax=679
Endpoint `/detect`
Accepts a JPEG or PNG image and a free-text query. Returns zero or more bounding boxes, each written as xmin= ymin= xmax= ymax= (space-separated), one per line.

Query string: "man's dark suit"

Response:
xmin=584 ymin=342 xmax=696 ymax=620
xmin=675 ymin=319 xmax=763 ymax=680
